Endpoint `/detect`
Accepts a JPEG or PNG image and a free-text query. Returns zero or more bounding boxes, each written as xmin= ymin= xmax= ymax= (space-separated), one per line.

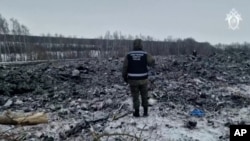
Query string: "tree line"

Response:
xmin=0 ymin=14 xmax=249 ymax=62
xmin=0 ymin=33 xmax=219 ymax=62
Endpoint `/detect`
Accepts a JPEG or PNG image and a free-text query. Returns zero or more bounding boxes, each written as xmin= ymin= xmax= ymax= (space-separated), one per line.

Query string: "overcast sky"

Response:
xmin=0 ymin=0 xmax=249 ymax=45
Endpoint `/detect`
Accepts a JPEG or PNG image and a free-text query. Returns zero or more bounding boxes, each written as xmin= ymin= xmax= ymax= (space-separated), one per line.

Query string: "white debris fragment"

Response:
xmin=72 ymin=69 xmax=80 ymax=76
xmin=4 ymin=99 xmax=13 ymax=107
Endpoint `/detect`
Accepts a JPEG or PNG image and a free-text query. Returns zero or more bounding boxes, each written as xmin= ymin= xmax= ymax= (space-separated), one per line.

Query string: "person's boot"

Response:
xmin=143 ymin=107 xmax=148 ymax=117
xmin=133 ymin=109 xmax=140 ymax=117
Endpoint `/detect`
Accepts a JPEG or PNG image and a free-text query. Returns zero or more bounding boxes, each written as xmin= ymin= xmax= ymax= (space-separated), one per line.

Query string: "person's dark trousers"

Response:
xmin=130 ymin=84 xmax=148 ymax=117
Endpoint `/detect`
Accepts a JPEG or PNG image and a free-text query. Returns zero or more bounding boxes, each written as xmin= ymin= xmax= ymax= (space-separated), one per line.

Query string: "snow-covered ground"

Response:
xmin=1 ymin=85 xmax=250 ymax=141
xmin=102 ymin=85 xmax=250 ymax=141
xmin=1 ymin=54 xmax=250 ymax=141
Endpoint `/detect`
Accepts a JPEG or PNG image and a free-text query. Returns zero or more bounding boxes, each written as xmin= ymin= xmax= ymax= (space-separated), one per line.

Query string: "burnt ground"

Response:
xmin=0 ymin=52 xmax=250 ymax=141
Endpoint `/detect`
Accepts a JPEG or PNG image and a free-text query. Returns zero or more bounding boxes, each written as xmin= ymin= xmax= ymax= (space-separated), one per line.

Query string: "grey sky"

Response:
xmin=0 ymin=0 xmax=249 ymax=45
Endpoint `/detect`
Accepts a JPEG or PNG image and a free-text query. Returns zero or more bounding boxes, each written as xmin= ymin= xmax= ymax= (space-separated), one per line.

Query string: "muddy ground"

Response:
xmin=0 ymin=52 xmax=250 ymax=141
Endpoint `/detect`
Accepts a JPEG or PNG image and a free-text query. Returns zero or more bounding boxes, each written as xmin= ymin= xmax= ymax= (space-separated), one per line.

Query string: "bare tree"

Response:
xmin=0 ymin=14 xmax=10 ymax=61
xmin=9 ymin=18 xmax=30 ymax=61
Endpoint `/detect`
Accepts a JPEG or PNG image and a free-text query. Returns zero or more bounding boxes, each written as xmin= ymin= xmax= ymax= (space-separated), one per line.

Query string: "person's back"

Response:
xmin=122 ymin=39 xmax=155 ymax=117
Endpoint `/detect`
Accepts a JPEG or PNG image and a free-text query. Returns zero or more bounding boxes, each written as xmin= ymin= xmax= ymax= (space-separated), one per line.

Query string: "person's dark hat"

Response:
xmin=133 ymin=39 xmax=143 ymax=50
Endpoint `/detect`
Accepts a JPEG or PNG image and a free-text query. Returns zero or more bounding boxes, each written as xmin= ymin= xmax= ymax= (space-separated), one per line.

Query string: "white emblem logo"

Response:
xmin=225 ymin=8 xmax=242 ymax=30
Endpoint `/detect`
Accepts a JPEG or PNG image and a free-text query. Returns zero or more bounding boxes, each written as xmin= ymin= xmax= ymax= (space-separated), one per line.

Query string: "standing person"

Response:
xmin=122 ymin=39 xmax=155 ymax=117
xmin=192 ymin=49 xmax=197 ymax=57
